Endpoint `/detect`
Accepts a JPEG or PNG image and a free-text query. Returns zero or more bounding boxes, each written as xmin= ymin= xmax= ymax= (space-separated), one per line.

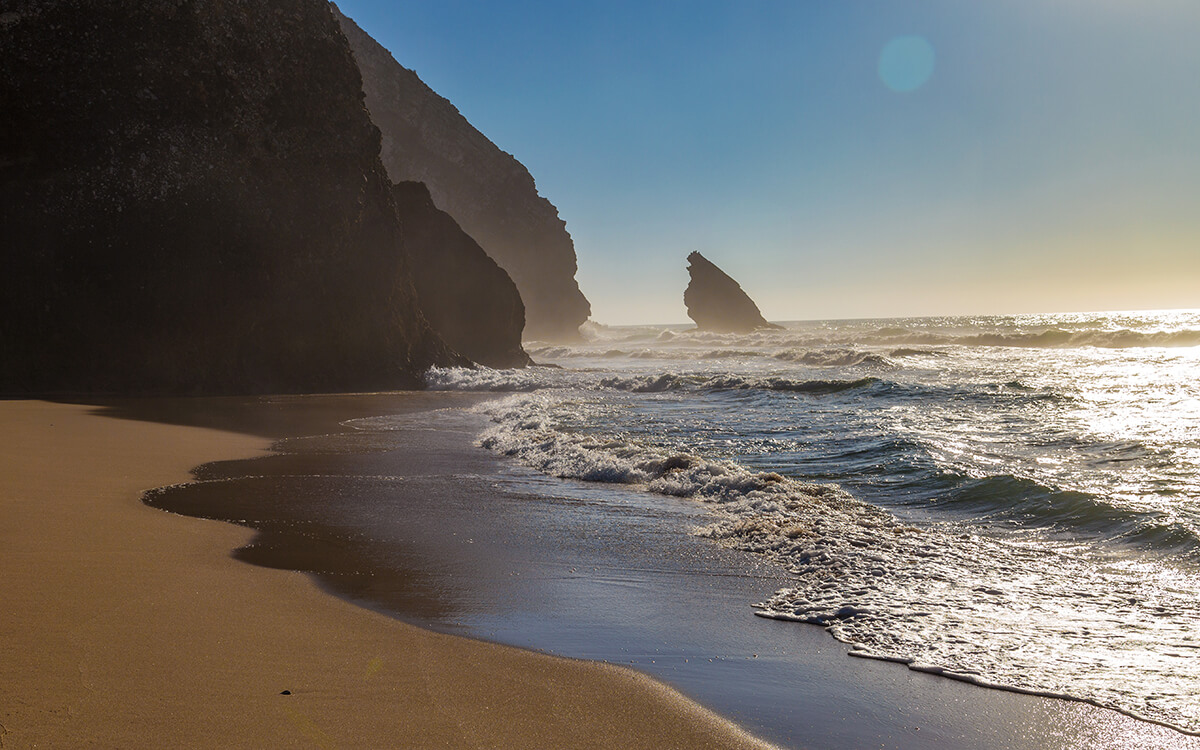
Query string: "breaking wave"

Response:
xmin=927 ymin=473 xmax=1200 ymax=555
xmin=598 ymin=373 xmax=881 ymax=395
xmin=469 ymin=391 xmax=1200 ymax=734
xmin=426 ymin=366 xmax=882 ymax=398
xmin=424 ymin=366 xmax=548 ymax=392
xmin=771 ymin=349 xmax=894 ymax=368
xmin=956 ymin=328 xmax=1200 ymax=349
xmin=432 ymin=311 xmax=1200 ymax=734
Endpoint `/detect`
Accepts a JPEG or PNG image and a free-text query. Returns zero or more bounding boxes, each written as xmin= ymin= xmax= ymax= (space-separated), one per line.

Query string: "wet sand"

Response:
xmin=0 ymin=397 xmax=772 ymax=748
xmin=119 ymin=393 xmax=1200 ymax=750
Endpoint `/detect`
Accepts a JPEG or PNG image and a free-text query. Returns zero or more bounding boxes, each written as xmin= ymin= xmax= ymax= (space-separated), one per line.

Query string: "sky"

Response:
xmin=335 ymin=0 xmax=1200 ymax=325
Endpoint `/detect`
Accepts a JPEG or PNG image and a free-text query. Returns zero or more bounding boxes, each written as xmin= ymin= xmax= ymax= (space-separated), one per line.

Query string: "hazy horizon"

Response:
xmin=585 ymin=305 xmax=1200 ymax=331
xmin=336 ymin=0 xmax=1200 ymax=326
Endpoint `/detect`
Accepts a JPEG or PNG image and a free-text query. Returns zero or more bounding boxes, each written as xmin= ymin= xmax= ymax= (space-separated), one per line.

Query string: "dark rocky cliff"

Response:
xmin=0 ymin=0 xmax=467 ymax=394
xmin=333 ymin=5 xmax=591 ymax=342
xmin=393 ymin=181 xmax=532 ymax=369
xmin=684 ymin=252 xmax=781 ymax=333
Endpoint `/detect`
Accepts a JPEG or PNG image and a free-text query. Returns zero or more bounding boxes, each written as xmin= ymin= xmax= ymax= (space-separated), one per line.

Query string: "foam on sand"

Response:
xmin=464 ymin=390 xmax=1200 ymax=735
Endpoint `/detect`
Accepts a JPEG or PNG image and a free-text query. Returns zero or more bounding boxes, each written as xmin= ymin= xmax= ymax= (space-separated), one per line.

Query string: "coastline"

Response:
xmin=0 ymin=397 xmax=772 ymax=749
xmin=111 ymin=392 xmax=1200 ymax=749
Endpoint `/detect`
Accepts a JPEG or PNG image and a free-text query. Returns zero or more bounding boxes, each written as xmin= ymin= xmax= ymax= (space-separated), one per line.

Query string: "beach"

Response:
xmin=0 ymin=397 xmax=771 ymax=749
xmin=4 ymin=386 xmax=1198 ymax=749
xmin=6 ymin=2 xmax=1196 ymax=745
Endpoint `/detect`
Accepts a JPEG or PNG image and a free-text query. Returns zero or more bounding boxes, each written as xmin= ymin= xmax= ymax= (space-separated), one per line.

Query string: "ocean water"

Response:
xmin=423 ymin=310 xmax=1200 ymax=734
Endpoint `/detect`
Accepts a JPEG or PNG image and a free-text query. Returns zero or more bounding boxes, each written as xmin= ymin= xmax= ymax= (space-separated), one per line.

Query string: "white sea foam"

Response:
xmin=426 ymin=365 xmax=882 ymax=398
xmin=771 ymin=349 xmax=894 ymax=368
xmin=465 ymin=381 xmax=1200 ymax=734
xmin=425 ymin=310 xmax=1200 ymax=734
xmin=425 ymin=365 xmax=554 ymax=392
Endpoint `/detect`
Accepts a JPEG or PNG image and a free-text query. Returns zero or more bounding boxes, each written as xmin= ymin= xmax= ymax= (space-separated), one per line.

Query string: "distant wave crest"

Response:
xmin=771 ymin=348 xmax=894 ymax=367
xmin=828 ymin=326 xmax=1200 ymax=349
xmin=598 ymin=373 xmax=880 ymax=395
xmin=427 ymin=366 xmax=883 ymax=397
xmin=538 ymin=323 xmax=1200 ymax=359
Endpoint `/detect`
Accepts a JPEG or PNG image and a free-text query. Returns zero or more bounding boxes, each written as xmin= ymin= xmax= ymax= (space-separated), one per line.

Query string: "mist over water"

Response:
xmin=421 ymin=310 xmax=1200 ymax=733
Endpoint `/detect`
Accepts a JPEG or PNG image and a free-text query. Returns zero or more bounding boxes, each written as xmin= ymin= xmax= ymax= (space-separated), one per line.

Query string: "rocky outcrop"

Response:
xmin=0 ymin=0 xmax=464 ymax=395
xmin=684 ymin=252 xmax=781 ymax=333
xmin=333 ymin=6 xmax=591 ymax=342
xmin=393 ymin=181 xmax=531 ymax=369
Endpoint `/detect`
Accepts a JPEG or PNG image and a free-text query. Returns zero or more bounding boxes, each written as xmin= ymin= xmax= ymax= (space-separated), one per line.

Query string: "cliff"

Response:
xmin=684 ymin=252 xmax=781 ymax=333
xmin=0 ymin=0 xmax=471 ymax=394
xmin=393 ymin=182 xmax=532 ymax=369
xmin=333 ymin=5 xmax=591 ymax=342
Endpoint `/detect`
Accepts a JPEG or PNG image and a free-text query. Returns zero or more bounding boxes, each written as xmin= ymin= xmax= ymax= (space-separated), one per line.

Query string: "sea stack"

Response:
xmin=0 ymin=0 xmax=464 ymax=394
xmin=334 ymin=5 xmax=591 ymax=342
xmin=684 ymin=252 xmax=781 ymax=333
xmin=393 ymin=181 xmax=532 ymax=369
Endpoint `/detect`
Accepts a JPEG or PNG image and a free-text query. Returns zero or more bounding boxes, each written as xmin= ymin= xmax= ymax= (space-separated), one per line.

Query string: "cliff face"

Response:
xmin=0 ymin=0 xmax=464 ymax=394
xmin=684 ymin=252 xmax=781 ymax=334
xmin=393 ymin=182 xmax=532 ymax=369
xmin=333 ymin=6 xmax=591 ymax=342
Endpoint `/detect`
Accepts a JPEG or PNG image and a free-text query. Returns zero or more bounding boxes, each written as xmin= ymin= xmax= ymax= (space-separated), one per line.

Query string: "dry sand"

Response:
xmin=0 ymin=399 xmax=774 ymax=749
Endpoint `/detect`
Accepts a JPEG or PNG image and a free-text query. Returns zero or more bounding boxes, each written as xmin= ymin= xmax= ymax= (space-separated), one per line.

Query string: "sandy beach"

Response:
xmin=0 ymin=398 xmax=772 ymax=748
xmin=6 ymin=394 xmax=1198 ymax=750
xmin=125 ymin=392 xmax=1199 ymax=750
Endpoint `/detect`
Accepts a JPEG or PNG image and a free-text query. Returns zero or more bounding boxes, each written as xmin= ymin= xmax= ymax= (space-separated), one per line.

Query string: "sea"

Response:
xmin=422 ymin=309 xmax=1200 ymax=735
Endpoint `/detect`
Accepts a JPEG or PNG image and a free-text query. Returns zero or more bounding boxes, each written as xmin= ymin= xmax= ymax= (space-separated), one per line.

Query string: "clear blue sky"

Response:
xmin=335 ymin=0 xmax=1200 ymax=324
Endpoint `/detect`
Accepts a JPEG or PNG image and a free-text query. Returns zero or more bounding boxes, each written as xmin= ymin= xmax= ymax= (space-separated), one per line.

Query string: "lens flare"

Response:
xmin=879 ymin=35 xmax=936 ymax=92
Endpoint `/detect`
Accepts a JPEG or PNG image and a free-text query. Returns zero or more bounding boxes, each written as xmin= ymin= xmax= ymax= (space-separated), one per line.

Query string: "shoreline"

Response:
xmin=124 ymin=392 xmax=1200 ymax=749
xmin=0 ymin=397 xmax=773 ymax=748
xmin=8 ymin=393 xmax=1199 ymax=749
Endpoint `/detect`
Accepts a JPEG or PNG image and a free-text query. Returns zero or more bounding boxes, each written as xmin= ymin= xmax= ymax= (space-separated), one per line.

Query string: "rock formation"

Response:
xmin=393 ymin=181 xmax=532 ymax=369
xmin=333 ymin=6 xmax=591 ymax=342
xmin=0 ymin=0 xmax=470 ymax=394
xmin=684 ymin=252 xmax=781 ymax=333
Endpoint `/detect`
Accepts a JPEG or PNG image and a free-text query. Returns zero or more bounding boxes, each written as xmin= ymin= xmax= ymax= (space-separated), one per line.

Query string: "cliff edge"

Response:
xmin=0 ymin=0 xmax=463 ymax=394
xmin=684 ymin=252 xmax=781 ymax=333
xmin=334 ymin=5 xmax=591 ymax=342
xmin=393 ymin=181 xmax=532 ymax=369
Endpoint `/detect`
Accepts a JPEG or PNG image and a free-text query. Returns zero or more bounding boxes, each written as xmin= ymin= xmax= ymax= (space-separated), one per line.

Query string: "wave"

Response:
xmin=845 ymin=326 xmax=1200 ymax=349
xmin=718 ymin=375 xmax=880 ymax=394
xmin=527 ymin=345 xmax=580 ymax=358
xmin=469 ymin=391 xmax=1200 ymax=733
xmin=807 ymin=326 xmax=1200 ymax=349
xmin=928 ymin=473 xmax=1200 ymax=555
xmin=598 ymin=373 xmax=881 ymax=395
xmin=426 ymin=366 xmax=1075 ymax=413
xmin=889 ymin=347 xmax=942 ymax=358
xmin=699 ymin=349 xmax=764 ymax=359
xmin=957 ymin=328 xmax=1200 ymax=349
xmin=596 ymin=373 xmax=703 ymax=393
xmin=539 ymin=324 xmax=1200 ymax=360
xmin=771 ymin=348 xmax=894 ymax=368
xmin=427 ymin=366 xmax=884 ymax=398
xmin=529 ymin=345 xmax=894 ymax=366
xmin=475 ymin=392 xmax=855 ymax=504
xmin=425 ymin=366 xmax=549 ymax=392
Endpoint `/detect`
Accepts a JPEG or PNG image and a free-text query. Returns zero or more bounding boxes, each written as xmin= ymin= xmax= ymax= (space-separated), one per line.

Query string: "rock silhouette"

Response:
xmin=1 ymin=0 xmax=467 ymax=394
xmin=684 ymin=252 xmax=781 ymax=333
xmin=393 ymin=182 xmax=532 ymax=369
xmin=334 ymin=5 xmax=591 ymax=342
